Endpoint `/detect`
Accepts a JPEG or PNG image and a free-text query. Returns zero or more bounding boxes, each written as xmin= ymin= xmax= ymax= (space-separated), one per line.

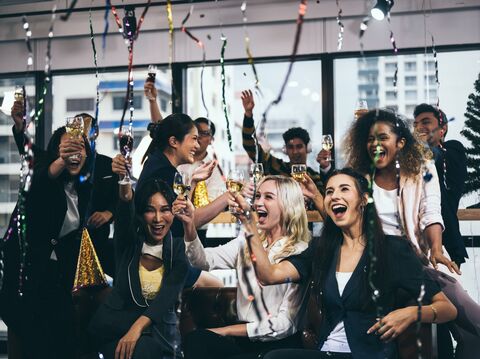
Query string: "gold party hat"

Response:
xmin=193 ymin=180 xmax=210 ymax=208
xmin=72 ymin=228 xmax=108 ymax=292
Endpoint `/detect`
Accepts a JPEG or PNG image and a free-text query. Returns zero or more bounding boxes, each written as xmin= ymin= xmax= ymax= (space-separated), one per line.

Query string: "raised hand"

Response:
xmin=316 ymin=149 xmax=332 ymax=170
xmin=192 ymin=160 xmax=217 ymax=184
xmin=241 ymin=90 xmax=255 ymax=117
xmin=87 ymin=210 xmax=113 ymax=229
xmin=11 ymin=100 xmax=24 ymax=133
xmin=144 ymin=80 xmax=158 ymax=101
xmin=59 ymin=137 xmax=84 ymax=163
xmin=173 ymin=196 xmax=195 ymax=224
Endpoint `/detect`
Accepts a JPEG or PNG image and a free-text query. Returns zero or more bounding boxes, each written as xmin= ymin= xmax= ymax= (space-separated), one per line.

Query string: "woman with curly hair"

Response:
xmin=343 ymin=109 xmax=455 ymax=273
xmin=181 ymin=175 xmax=310 ymax=359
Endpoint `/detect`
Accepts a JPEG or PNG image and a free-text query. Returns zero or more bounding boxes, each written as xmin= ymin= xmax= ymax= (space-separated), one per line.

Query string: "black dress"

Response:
xmin=89 ymin=199 xmax=188 ymax=359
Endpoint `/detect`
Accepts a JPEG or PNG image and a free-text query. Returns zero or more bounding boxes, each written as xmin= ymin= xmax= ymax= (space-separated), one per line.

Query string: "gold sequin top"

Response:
xmin=139 ymin=263 xmax=164 ymax=300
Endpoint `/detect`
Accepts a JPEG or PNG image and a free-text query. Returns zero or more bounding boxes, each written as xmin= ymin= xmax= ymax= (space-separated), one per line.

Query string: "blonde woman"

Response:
xmin=174 ymin=175 xmax=310 ymax=359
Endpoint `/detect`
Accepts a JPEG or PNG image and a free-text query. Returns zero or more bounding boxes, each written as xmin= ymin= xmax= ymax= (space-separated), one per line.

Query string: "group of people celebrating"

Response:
xmin=0 ymin=78 xmax=478 ymax=359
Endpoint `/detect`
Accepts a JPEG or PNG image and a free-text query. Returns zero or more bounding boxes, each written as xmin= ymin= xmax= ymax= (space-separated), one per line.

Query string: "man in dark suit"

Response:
xmin=414 ymin=103 xmax=469 ymax=359
xmin=413 ymin=104 xmax=468 ymax=267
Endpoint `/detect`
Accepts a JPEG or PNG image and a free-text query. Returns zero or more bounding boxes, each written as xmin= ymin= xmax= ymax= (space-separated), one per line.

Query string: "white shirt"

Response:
xmin=372 ymin=181 xmax=403 ymax=236
xmin=59 ymin=181 xmax=80 ymax=238
xmin=321 ymin=272 xmax=353 ymax=353
xmin=185 ymin=231 xmax=308 ymax=341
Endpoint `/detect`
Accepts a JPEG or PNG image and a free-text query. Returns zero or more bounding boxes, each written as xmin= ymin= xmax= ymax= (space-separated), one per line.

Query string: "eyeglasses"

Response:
xmin=198 ymin=130 xmax=212 ymax=138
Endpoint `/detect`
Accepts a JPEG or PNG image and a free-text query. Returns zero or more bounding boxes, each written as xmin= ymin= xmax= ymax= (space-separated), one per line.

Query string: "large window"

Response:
xmin=52 ymin=68 xmax=171 ymax=164
xmin=186 ymin=60 xmax=322 ymax=174
xmin=0 ymin=76 xmax=35 ymax=234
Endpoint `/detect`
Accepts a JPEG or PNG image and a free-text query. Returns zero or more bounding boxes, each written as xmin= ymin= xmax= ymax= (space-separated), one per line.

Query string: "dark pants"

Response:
xmin=101 ymin=334 xmax=170 ymax=359
xmin=184 ymin=328 xmax=302 ymax=359
xmin=263 ymin=349 xmax=353 ymax=359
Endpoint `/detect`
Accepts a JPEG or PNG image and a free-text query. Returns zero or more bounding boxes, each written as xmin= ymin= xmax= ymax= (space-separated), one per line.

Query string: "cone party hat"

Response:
xmin=72 ymin=227 xmax=108 ymax=292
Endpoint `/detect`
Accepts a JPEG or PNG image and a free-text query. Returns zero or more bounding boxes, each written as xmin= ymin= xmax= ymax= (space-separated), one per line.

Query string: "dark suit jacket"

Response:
xmin=89 ymin=200 xmax=188 ymax=355
xmin=432 ymin=140 xmax=468 ymax=265
xmin=288 ymin=236 xmax=440 ymax=359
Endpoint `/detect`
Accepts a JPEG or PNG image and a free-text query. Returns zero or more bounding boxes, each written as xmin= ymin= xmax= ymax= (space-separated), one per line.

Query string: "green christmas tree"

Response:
xmin=461 ymin=72 xmax=480 ymax=195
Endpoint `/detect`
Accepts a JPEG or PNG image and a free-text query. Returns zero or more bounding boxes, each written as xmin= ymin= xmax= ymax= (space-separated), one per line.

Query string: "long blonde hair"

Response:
xmin=244 ymin=175 xmax=311 ymax=264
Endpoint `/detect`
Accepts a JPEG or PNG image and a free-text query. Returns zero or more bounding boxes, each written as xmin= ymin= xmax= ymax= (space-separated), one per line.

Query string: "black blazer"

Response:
xmin=89 ymin=200 xmax=188 ymax=354
xmin=433 ymin=140 xmax=468 ymax=265
xmin=288 ymin=236 xmax=440 ymax=359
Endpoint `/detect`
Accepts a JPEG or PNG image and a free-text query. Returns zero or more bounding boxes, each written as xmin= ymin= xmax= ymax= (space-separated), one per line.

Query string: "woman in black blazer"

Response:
xmin=233 ymin=168 xmax=457 ymax=359
xmin=89 ymin=177 xmax=189 ymax=359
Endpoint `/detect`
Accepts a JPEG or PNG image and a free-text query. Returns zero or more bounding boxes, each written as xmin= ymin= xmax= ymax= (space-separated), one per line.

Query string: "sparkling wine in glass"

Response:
xmin=118 ymin=126 xmax=135 ymax=185
xmin=173 ymin=171 xmax=191 ymax=199
xmin=250 ymin=163 xmax=264 ymax=184
xmin=146 ymin=65 xmax=158 ymax=101
xmin=322 ymin=135 xmax=334 ymax=162
xmin=291 ymin=164 xmax=307 ymax=183
xmin=65 ymin=116 xmax=84 ymax=160
xmin=227 ymin=170 xmax=244 ymax=213
xmin=355 ymin=100 xmax=369 ymax=120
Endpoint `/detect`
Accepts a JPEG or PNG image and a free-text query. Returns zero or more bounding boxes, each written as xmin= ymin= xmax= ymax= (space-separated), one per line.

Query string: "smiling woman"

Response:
xmin=89 ymin=178 xmax=189 ymax=359
xmin=182 ymin=175 xmax=310 ymax=359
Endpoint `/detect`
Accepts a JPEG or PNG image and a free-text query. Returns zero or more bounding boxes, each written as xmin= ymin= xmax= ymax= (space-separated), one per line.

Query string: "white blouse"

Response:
xmin=185 ymin=231 xmax=308 ymax=342
xmin=372 ymin=181 xmax=403 ymax=236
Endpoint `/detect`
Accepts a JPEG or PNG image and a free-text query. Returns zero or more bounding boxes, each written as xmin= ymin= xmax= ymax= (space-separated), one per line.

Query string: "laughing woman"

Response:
xmin=89 ymin=178 xmax=189 ymax=359
xmin=237 ymin=169 xmax=456 ymax=359
xmin=179 ymin=175 xmax=310 ymax=359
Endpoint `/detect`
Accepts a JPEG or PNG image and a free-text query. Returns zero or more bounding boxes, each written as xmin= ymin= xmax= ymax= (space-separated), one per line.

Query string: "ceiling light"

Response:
xmin=371 ymin=0 xmax=394 ymax=21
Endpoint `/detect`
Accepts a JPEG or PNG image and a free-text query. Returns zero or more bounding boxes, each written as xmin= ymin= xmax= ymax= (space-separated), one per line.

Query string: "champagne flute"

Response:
xmin=322 ymin=135 xmax=334 ymax=162
xmin=249 ymin=163 xmax=264 ymax=184
xmin=173 ymin=171 xmax=191 ymax=214
xmin=227 ymin=170 xmax=244 ymax=213
xmin=65 ymin=116 xmax=85 ymax=160
xmin=146 ymin=65 xmax=157 ymax=101
xmin=355 ymin=100 xmax=369 ymax=120
xmin=14 ymin=85 xmax=24 ymax=102
xmin=118 ymin=126 xmax=135 ymax=185
xmin=291 ymin=164 xmax=307 ymax=183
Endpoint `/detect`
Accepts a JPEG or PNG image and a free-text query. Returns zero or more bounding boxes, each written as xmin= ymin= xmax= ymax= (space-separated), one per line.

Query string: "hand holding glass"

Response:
xmin=146 ymin=65 xmax=157 ymax=101
xmin=118 ymin=127 xmax=135 ymax=185
xmin=65 ymin=116 xmax=84 ymax=160
xmin=173 ymin=171 xmax=191 ymax=214
xmin=227 ymin=170 xmax=245 ymax=213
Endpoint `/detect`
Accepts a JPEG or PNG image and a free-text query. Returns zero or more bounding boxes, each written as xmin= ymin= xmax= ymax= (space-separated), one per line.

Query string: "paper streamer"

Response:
xmin=431 ymin=35 xmax=440 ymax=106
xmin=258 ymin=0 xmax=307 ymax=139
xmin=21 ymin=16 xmax=33 ymax=69
xmin=102 ymin=0 xmax=111 ymax=55
xmin=241 ymin=2 xmax=262 ymax=95
xmin=220 ymin=35 xmax=233 ymax=151
xmin=336 ymin=0 xmax=344 ymax=50
xmin=181 ymin=5 xmax=209 ymax=117
xmin=358 ymin=16 xmax=371 ymax=55
xmin=61 ymin=0 xmax=78 ymax=22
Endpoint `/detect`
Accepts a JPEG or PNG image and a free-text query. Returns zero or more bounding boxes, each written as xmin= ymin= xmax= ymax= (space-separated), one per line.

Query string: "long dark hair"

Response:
xmin=133 ymin=178 xmax=175 ymax=243
xmin=142 ymin=113 xmax=195 ymax=163
xmin=311 ymin=168 xmax=386 ymax=307
xmin=344 ymin=109 xmax=426 ymax=178
xmin=46 ymin=126 xmax=92 ymax=182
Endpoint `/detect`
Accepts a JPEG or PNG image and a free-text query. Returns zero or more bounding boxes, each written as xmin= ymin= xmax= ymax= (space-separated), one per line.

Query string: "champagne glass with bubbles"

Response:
xmin=355 ymin=100 xmax=369 ymax=120
xmin=118 ymin=126 xmax=135 ymax=185
xmin=250 ymin=163 xmax=264 ymax=184
xmin=291 ymin=164 xmax=307 ymax=183
xmin=227 ymin=170 xmax=245 ymax=213
xmin=173 ymin=171 xmax=191 ymax=214
xmin=322 ymin=135 xmax=334 ymax=162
